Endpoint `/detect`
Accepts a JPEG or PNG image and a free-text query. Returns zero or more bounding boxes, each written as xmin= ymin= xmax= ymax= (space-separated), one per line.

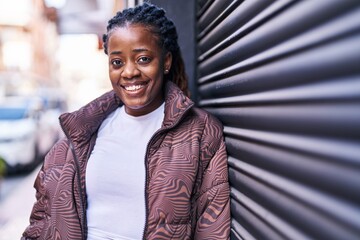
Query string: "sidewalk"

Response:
xmin=0 ymin=166 xmax=39 ymax=239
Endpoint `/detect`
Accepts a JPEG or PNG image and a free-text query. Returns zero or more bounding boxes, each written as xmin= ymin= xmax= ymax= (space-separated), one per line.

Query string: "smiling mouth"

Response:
xmin=121 ymin=81 xmax=148 ymax=92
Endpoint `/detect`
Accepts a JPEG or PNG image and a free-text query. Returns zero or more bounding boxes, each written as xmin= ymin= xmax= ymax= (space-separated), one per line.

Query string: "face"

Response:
xmin=107 ymin=24 xmax=172 ymax=116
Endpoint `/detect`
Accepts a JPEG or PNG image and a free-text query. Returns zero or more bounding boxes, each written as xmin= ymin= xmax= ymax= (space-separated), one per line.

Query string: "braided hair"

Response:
xmin=103 ymin=2 xmax=190 ymax=97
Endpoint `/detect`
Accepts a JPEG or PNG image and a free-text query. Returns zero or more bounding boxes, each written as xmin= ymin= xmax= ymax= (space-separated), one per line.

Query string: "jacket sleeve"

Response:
xmin=21 ymin=164 xmax=48 ymax=240
xmin=194 ymin=114 xmax=231 ymax=240
xmin=21 ymin=139 xmax=69 ymax=239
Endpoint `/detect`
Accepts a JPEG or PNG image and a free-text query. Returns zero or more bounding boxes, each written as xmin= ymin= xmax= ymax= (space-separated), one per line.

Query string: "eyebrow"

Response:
xmin=110 ymin=48 xmax=149 ymax=55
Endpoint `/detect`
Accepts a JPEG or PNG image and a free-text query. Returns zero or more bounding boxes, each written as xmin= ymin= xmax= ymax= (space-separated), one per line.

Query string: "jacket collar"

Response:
xmin=162 ymin=81 xmax=194 ymax=128
xmin=59 ymin=81 xmax=194 ymax=144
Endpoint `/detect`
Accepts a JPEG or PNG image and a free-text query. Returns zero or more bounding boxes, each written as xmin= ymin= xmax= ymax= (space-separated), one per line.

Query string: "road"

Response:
xmin=0 ymin=166 xmax=39 ymax=239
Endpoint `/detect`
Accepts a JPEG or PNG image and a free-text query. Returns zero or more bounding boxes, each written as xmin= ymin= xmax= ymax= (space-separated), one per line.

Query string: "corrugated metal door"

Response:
xmin=196 ymin=1 xmax=360 ymax=239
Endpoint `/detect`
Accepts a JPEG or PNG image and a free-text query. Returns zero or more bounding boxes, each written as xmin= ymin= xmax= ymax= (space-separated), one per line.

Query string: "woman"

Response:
xmin=22 ymin=3 xmax=230 ymax=239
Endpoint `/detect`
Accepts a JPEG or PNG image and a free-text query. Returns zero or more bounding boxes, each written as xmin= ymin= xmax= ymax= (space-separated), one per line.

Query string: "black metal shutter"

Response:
xmin=196 ymin=1 xmax=360 ymax=239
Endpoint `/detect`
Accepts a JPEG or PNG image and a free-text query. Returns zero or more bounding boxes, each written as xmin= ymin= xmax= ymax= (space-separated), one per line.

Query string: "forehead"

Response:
xmin=108 ymin=24 xmax=161 ymax=51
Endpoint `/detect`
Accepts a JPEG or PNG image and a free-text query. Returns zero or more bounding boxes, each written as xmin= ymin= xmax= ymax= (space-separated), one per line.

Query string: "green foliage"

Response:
xmin=0 ymin=157 xmax=6 ymax=177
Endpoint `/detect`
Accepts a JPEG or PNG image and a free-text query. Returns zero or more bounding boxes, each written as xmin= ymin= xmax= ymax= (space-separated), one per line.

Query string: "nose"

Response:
xmin=121 ymin=62 xmax=140 ymax=79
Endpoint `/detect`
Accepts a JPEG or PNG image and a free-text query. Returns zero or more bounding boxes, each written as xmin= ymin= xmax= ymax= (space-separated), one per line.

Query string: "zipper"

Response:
xmin=142 ymin=129 xmax=164 ymax=239
xmin=60 ymin=122 xmax=87 ymax=240
xmin=142 ymin=102 xmax=193 ymax=239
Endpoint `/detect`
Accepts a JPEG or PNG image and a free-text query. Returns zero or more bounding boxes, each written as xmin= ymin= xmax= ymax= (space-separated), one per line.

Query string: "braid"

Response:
xmin=103 ymin=2 xmax=189 ymax=97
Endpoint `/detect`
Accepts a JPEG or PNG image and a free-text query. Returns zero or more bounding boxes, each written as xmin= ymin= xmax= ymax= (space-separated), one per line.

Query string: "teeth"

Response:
xmin=124 ymin=85 xmax=143 ymax=91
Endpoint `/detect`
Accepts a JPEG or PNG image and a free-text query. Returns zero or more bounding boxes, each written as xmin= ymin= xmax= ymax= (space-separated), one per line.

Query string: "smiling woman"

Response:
xmin=107 ymin=25 xmax=171 ymax=116
xmin=22 ymin=3 xmax=230 ymax=240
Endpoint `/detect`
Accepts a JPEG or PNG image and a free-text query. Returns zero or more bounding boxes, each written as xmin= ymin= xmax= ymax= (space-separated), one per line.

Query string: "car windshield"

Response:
xmin=0 ymin=107 xmax=27 ymax=120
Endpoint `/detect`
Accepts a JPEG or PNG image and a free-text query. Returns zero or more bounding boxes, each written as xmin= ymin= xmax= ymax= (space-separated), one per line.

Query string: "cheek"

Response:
xmin=109 ymin=69 xmax=119 ymax=84
xmin=150 ymin=67 xmax=164 ymax=84
xmin=150 ymin=78 xmax=164 ymax=97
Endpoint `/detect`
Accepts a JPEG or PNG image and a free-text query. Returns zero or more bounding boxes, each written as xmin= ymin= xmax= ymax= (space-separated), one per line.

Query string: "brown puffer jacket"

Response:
xmin=22 ymin=82 xmax=230 ymax=239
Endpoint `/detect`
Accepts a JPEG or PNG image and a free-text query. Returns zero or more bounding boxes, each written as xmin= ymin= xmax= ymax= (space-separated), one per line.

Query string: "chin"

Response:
xmin=124 ymin=99 xmax=150 ymax=110
xmin=126 ymin=104 xmax=146 ymax=110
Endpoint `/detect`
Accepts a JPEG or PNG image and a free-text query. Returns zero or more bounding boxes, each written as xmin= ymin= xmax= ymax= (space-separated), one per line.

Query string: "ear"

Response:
xmin=164 ymin=51 xmax=172 ymax=73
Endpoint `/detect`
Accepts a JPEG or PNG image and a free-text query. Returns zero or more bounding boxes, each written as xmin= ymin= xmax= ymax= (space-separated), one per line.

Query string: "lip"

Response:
xmin=120 ymin=80 xmax=149 ymax=94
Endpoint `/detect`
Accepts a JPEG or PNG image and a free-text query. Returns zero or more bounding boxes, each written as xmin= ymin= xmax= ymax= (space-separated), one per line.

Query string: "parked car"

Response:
xmin=35 ymin=87 xmax=68 ymax=156
xmin=0 ymin=95 xmax=64 ymax=175
xmin=0 ymin=99 xmax=40 ymax=174
xmin=0 ymin=71 xmax=68 ymax=174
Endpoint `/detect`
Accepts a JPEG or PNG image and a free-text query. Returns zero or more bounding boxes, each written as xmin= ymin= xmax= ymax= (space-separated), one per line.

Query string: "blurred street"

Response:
xmin=0 ymin=166 xmax=39 ymax=239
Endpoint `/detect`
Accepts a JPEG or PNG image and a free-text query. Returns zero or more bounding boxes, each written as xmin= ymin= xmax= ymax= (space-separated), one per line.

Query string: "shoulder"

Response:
xmin=190 ymin=107 xmax=225 ymax=152
xmin=189 ymin=106 xmax=224 ymax=131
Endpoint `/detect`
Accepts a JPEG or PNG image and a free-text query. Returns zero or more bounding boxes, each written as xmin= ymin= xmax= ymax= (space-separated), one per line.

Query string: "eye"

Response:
xmin=111 ymin=59 xmax=123 ymax=67
xmin=137 ymin=56 xmax=151 ymax=64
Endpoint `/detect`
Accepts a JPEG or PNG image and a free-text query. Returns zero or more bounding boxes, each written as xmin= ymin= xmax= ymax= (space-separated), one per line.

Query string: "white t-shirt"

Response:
xmin=86 ymin=103 xmax=164 ymax=240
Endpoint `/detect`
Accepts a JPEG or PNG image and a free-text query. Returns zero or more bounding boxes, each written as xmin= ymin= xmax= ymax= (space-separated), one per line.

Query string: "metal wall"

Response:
xmin=196 ymin=0 xmax=360 ymax=239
